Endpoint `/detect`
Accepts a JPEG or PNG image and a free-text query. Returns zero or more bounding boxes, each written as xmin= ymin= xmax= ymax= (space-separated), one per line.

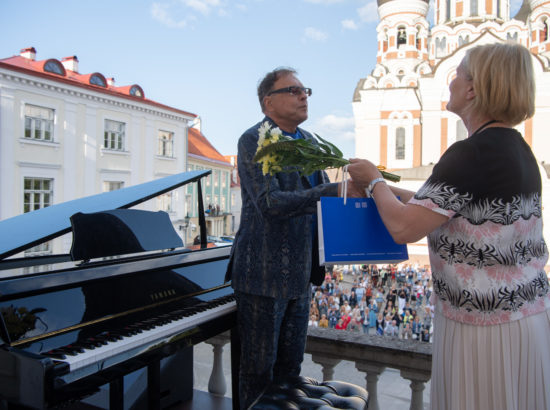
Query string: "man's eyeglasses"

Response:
xmin=267 ymin=86 xmax=312 ymax=97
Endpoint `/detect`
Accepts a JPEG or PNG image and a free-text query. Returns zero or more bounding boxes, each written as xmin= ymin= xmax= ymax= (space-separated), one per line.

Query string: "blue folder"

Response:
xmin=317 ymin=197 xmax=408 ymax=265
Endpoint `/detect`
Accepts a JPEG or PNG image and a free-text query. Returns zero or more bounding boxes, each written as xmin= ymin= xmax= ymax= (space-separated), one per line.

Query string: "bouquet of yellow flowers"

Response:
xmin=253 ymin=121 xmax=400 ymax=182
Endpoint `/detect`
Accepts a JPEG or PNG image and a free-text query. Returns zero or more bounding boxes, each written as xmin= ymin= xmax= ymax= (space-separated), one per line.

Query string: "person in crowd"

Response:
xmin=384 ymin=318 xmax=399 ymax=337
xmin=348 ymin=43 xmax=549 ymax=409
xmin=335 ymin=317 xmax=348 ymax=330
xmin=411 ymin=316 xmax=423 ymax=340
xmin=349 ymin=310 xmax=363 ymax=332
xmin=375 ymin=312 xmax=385 ymax=335
xmin=328 ymin=307 xmax=338 ymax=329
xmin=225 ymin=67 xmax=360 ymax=408
xmin=318 ymin=313 xmax=329 ymax=328
xmin=401 ymin=322 xmax=413 ymax=340
xmin=308 ymin=314 xmax=318 ymax=327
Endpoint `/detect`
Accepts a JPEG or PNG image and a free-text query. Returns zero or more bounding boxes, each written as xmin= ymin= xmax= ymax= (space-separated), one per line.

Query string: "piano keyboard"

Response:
xmin=43 ymin=294 xmax=236 ymax=385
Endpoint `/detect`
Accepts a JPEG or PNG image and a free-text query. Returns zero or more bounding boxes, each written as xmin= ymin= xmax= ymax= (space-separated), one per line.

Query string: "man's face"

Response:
xmin=263 ymin=73 xmax=309 ymax=129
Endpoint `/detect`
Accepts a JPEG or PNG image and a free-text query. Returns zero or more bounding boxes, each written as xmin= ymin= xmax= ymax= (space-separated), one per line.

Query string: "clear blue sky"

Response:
xmin=0 ymin=0 xmax=522 ymax=159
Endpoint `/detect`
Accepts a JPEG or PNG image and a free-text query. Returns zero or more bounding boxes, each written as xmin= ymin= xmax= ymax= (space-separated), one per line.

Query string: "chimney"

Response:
xmin=20 ymin=47 xmax=36 ymax=60
xmin=61 ymin=56 xmax=79 ymax=72
xmin=191 ymin=117 xmax=202 ymax=133
xmin=107 ymin=77 xmax=115 ymax=86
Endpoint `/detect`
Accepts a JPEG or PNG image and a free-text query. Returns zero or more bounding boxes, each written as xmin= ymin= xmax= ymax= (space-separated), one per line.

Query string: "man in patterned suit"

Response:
xmin=225 ymin=67 xmax=355 ymax=408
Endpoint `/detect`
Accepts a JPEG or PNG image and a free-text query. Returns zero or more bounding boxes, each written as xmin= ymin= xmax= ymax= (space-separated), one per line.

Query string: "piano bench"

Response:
xmin=250 ymin=375 xmax=368 ymax=409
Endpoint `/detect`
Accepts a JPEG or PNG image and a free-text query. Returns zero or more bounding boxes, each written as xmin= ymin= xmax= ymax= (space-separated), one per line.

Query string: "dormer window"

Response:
xmin=90 ymin=73 xmax=107 ymax=87
xmin=43 ymin=60 xmax=65 ymax=76
xmin=130 ymin=85 xmax=144 ymax=98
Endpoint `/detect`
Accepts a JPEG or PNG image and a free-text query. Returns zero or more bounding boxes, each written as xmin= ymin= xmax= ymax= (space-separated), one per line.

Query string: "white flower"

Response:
xmin=271 ymin=127 xmax=282 ymax=137
xmin=257 ymin=121 xmax=271 ymax=150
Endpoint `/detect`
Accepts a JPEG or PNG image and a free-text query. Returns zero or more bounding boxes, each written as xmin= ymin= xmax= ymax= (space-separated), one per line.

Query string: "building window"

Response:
xmin=130 ymin=85 xmax=144 ymax=98
xmin=157 ymin=192 xmax=174 ymax=213
xmin=446 ymin=0 xmax=451 ymax=21
xmin=103 ymin=181 xmax=124 ymax=192
xmin=104 ymin=120 xmax=126 ymax=151
xmin=222 ymin=171 xmax=227 ymax=188
xmin=458 ymin=35 xmax=470 ymax=46
xmin=23 ymin=177 xmax=53 ymax=257
xmin=471 ymin=0 xmax=478 ymax=16
xmin=158 ymin=130 xmax=174 ymax=157
xmin=397 ymin=27 xmax=407 ymax=47
xmin=435 ymin=37 xmax=447 ymax=58
xmin=507 ymin=32 xmax=518 ymax=42
xmin=90 ymin=73 xmax=107 ymax=87
xmin=24 ymin=104 xmax=54 ymax=141
xmin=543 ymin=18 xmax=549 ymax=42
xmin=221 ymin=196 xmax=226 ymax=212
xmin=214 ymin=170 xmax=219 ymax=188
xmin=24 ymin=177 xmax=53 ymax=213
xmin=44 ymin=60 xmax=65 ymax=76
xmin=395 ymin=127 xmax=406 ymax=160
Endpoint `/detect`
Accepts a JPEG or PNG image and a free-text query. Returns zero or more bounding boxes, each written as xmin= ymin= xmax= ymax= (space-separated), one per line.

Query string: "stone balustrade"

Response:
xmin=204 ymin=328 xmax=432 ymax=410
xmin=306 ymin=327 xmax=432 ymax=410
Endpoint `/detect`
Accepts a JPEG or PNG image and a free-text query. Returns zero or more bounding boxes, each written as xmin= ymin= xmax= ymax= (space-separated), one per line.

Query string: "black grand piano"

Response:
xmin=0 ymin=170 xmax=239 ymax=409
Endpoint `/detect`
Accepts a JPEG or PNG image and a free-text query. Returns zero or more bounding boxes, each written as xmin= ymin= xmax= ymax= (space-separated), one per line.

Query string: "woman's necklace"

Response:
xmin=471 ymin=119 xmax=498 ymax=136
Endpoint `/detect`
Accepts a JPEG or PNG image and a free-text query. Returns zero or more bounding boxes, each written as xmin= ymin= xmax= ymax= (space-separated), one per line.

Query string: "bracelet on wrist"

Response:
xmin=365 ymin=177 xmax=386 ymax=198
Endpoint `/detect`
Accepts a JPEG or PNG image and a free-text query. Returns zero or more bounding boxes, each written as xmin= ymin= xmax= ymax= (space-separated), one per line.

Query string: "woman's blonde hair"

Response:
xmin=463 ymin=42 xmax=535 ymax=125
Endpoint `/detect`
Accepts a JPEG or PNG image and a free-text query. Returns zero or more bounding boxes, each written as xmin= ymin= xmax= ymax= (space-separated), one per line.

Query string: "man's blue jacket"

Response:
xmin=225 ymin=117 xmax=339 ymax=298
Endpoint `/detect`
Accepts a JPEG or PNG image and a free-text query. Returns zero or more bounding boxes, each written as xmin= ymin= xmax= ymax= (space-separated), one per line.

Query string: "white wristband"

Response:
xmin=366 ymin=177 xmax=386 ymax=198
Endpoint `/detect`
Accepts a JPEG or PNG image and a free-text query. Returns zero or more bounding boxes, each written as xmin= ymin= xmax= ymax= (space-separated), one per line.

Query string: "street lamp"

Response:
xmin=179 ymin=214 xmax=191 ymax=245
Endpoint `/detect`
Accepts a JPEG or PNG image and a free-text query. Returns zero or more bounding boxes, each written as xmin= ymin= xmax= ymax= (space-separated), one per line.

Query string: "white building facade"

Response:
xmin=0 ymin=48 xmax=196 ymax=255
xmin=353 ymin=0 xmax=550 ymax=266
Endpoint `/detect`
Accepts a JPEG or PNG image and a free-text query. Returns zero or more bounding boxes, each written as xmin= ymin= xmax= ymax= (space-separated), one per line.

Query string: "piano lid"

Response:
xmin=0 ymin=170 xmax=210 ymax=260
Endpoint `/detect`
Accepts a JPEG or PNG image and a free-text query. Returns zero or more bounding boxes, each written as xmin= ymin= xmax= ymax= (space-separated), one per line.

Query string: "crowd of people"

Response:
xmin=308 ymin=264 xmax=434 ymax=343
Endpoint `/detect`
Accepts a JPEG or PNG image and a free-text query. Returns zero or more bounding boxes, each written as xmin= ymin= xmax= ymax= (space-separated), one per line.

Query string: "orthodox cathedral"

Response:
xmin=352 ymin=0 xmax=550 ymax=264
xmin=353 ymin=0 xmax=550 ymax=169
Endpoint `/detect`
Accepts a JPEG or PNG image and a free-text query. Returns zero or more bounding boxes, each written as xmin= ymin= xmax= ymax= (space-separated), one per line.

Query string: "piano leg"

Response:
xmin=230 ymin=327 xmax=241 ymax=410
xmin=109 ymin=378 xmax=123 ymax=410
xmin=147 ymin=361 xmax=161 ymax=410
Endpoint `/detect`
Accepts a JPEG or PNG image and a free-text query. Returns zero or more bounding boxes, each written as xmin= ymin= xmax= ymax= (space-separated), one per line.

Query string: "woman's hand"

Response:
xmin=347 ymin=158 xmax=383 ymax=190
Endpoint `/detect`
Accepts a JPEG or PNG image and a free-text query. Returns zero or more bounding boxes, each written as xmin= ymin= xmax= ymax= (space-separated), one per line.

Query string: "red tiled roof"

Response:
xmin=188 ymin=128 xmax=231 ymax=166
xmin=0 ymin=51 xmax=196 ymax=118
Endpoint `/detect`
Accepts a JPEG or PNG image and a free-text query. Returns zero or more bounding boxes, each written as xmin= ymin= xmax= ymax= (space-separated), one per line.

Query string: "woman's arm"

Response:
xmin=347 ymin=159 xmax=448 ymax=244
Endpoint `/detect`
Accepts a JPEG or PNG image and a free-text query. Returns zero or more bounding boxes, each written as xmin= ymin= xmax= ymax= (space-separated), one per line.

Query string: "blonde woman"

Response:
xmin=348 ymin=43 xmax=549 ymax=410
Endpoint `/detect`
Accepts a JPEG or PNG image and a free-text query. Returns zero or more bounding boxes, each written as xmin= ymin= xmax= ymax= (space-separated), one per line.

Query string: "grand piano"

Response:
xmin=0 ymin=170 xmax=239 ymax=409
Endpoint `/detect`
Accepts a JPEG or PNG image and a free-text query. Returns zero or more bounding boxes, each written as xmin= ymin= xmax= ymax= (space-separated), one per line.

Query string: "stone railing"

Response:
xmin=204 ymin=328 xmax=432 ymax=410
xmin=306 ymin=327 xmax=432 ymax=410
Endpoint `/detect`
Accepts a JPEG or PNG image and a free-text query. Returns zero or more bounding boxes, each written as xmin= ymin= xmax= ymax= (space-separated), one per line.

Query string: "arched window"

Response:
xmin=90 ymin=73 xmax=107 ymax=87
xmin=43 ymin=60 xmax=65 ymax=76
xmin=397 ymin=26 xmax=407 ymax=47
xmin=395 ymin=127 xmax=406 ymax=160
xmin=383 ymin=29 xmax=389 ymax=52
xmin=507 ymin=32 xmax=518 ymax=42
xmin=130 ymin=85 xmax=144 ymax=98
xmin=436 ymin=37 xmax=447 ymax=58
xmin=543 ymin=18 xmax=549 ymax=42
xmin=416 ymin=26 xmax=422 ymax=50
xmin=458 ymin=35 xmax=470 ymax=46
xmin=456 ymin=120 xmax=467 ymax=141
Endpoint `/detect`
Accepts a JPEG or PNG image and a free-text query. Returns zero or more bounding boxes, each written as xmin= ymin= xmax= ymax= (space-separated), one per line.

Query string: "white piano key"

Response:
xmin=54 ymin=299 xmax=236 ymax=385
